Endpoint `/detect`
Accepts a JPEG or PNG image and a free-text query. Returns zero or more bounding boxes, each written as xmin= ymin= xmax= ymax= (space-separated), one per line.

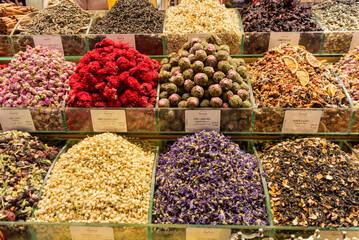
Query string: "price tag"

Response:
xmin=349 ymin=32 xmax=359 ymax=51
xmin=282 ymin=110 xmax=322 ymax=133
xmin=188 ymin=33 xmax=209 ymax=42
xmin=90 ymin=110 xmax=127 ymax=132
xmin=33 ymin=35 xmax=64 ymax=54
xmin=186 ymin=228 xmax=231 ymax=240
xmin=70 ymin=226 xmax=114 ymax=240
xmin=268 ymin=32 xmax=300 ymax=49
xmin=0 ymin=109 xmax=35 ymax=131
xmin=106 ymin=34 xmax=136 ymax=49
xmin=185 ymin=110 xmax=220 ymax=132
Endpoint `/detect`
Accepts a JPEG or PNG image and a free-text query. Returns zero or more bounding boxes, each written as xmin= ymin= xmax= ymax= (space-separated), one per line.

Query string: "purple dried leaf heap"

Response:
xmin=241 ymin=0 xmax=322 ymax=32
xmin=153 ymin=130 xmax=268 ymax=225
xmin=261 ymin=138 xmax=359 ymax=227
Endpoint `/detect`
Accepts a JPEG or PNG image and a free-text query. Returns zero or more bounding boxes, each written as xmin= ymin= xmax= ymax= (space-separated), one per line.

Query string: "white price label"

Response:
xmin=268 ymin=32 xmax=300 ymax=49
xmin=186 ymin=228 xmax=231 ymax=240
xmin=185 ymin=110 xmax=220 ymax=132
xmin=70 ymin=226 xmax=114 ymax=240
xmin=0 ymin=109 xmax=35 ymax=131
xmin=106 ymin=34 xmax=136 ymax=49
xmin=90 ymin=110 xmax=127 ymax=132
xmin=33 ymin=35 xmax=64 ymax=54
xmin=188 ymin=33 xmax=210 ymax=42
xmin=282 ymin=110 xmax=322 ymax=133
xmin=349 ymin=32 xmax=359 ymax=51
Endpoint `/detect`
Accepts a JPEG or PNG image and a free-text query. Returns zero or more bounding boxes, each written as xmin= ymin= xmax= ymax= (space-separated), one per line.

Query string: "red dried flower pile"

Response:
xmin=66 ymin=39 xmax=160 ymax=108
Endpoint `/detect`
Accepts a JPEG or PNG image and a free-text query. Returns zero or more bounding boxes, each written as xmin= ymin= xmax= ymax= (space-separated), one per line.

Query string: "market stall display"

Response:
xmin=88 ymin=0 xmax=164 ymax=55
xmin=64 ymin=38 xmax=159 ymax=132
xmin=0 ymin=45 xmax=76 ymax=131
xmin=33 ymin=133 xmax=155 ymax=223
xmin=164 ymin=0 xmax=242 ymax=54
xmin=158 ymin=36 xmax=253 ymax=132
xmin=260 ymin=138 xmax=359 ymax=227
xmin=249 ymin=43 xmax=352 ymax=133
xmin=153 ymin=131 xmax=268 ymax=225
xmin=12 ymin=0 xmax=93 ymax=56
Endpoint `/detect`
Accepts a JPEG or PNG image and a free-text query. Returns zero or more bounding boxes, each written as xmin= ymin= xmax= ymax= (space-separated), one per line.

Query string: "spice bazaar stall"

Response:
xmin=0 ymin=0 xmax=359 ymax=239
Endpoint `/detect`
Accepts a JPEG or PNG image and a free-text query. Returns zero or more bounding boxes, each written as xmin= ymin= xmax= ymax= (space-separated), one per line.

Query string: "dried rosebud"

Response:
xmin=159 ymin=91 xmax=169 ymax=99
xmin=183 ymin=69 xmax=194 ymax=80
xmin=169 ymin=94 xmax=181 ymax=106
xmin=213 ymin=71 xmax=226 ymax=83
xmin=232 ymin=82 xmax=241 ymax=93
xmin=194 ymin=73 xmax=209 ymax=86
xmin=161 ymin=63 xmax=172 ymax=72
xmin=195 ymin=50 xmax=207 ymax=62
xmin=205 ymin=44 xmax=216 ymax=55
xmin=191 ymin=60 xmax=204 ymax=73
xmin=187 ymin=97 xmax=199 ymax=108
xmin=222 ymin=90 xmax=234 ymax=102
xmin=190 ymin=43 xmax=204 ymax=54
xmin=170 ymin=56 xmax=180 ymax=67
xmin=210 ymin=97 xmax=223 ymax=107
xmin=218 ymin=61 xmax=231 ymax=73
xmin=227 ymin=69 xmax=243 ymax=83
xmin=220 ymin=78 xmax=233 ymax=91
xmin=237 ymin=89 xmax=249 ymax=101
xmin=179 ymin=57 xmax=191 ymax=71
xmin=216 ymin=50 xmax=229 ymax=61
xmin=209 ymin=84 xmax=222 ymax=97
xmin=178 ymin=49 xmax=190 ymax=58
xmin=229 ymin=95 xmax=242 ymax=108
xmin=182 ymin=93 xmax=191 ymax=100
xmin=159 ymin=98 xmax=170 ymax=107
xmin=203 ymin=66 xmax=215 ymax=78
xmin=178 ymin=100 xmax=187 ymax=108
xmin=184 ymin=79 xmax=195 ymax=92
xmin=166 ymin=83 xmax=178 ymax=95
xmin=188 ymin=54 xmax=196 ymax=63
xmin=205 ymin=55 xmax=218 ymax=68
xmin=159 ymin=71 xmax=171 ymax=83
xmin=241 ymin=100 xmax=252 ymax=108
xmin=219 ymin=45 xmax=230 ymax=53
xmin=191 ymin=85 xmax=205 ymax=99
xmin=171 ymin=73 xmax=184 ymax=87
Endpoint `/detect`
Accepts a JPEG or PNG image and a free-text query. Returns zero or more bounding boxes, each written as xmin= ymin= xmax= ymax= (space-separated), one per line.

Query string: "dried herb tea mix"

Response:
xmin=249 ymin=43 xmax=347 ymax=108
xmin=261 ymin=138 xmax=359 ymax=227
xmin=153 ymin=131 xmax=268 ymax=225
xmin=91 ymin=0 xmax=164 ymax=34
xmin=18 ymin=0 xmax=93 ymax=35
xmin=313 ymin=0 xmax=359 ymax=31
xmin=241 ymin=0 xmax=322 ymax=32
xmin=0 ymin=131 xmax=59 ymax=221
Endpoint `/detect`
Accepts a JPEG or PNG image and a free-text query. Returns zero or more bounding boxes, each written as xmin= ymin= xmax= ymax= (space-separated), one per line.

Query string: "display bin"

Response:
xmin=322 ymin=31 xmax=355 ymax=54
xmin=86 ymin=11 xmax=165 ymax=56
xmin=0 ymin=107 xmax=65 ymax=132
xmin=163 ymin=9 xmax=243 ymax=55
xmin=10 ymin=13 xmax=90 ymax=56
xmin=240 ymin=10 xmax=324 ymax=54
xmin=157 ymin=79 xmax=255 ymax=133
xmin=0 ymin=140 xmax=68 ymax=240
xmin=252 ymin=75 xmax=355 ymax=134
xmin=63 ymin=107 xmax=157 ymax=132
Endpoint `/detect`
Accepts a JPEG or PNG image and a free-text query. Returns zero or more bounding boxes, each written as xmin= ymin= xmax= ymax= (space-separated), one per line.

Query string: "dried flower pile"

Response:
xmin=153 ymin=131 xmax=268 ymax=225
xmin=241 ymin=0 xmax=321 ymax=32
xmin=159 ymin=36 xmax=251 ymax=108
xmin=261 ymin=138 xmax=359 ymax=227
xmin=333 ymin=46 xmax=359 ymax=107
xmin=91 ymin=0 xmax=164 ymax=34
xmin=0 ymin=46 xmax=75 ymax=108
xmin=66 ymin=39 xmax=160 ymax=108
xmin=34 ymin=133 xmax=155 ymax=223
xmin=19 ymin=0 xmax=92 ymax=35
xmin=313 ymin=0 xmax=359 ymax=31
xmin=165 ymin=0 xmax=242 ymax=54
xmin=249 ymin=43 xmax=347 ymax=108
xmin=0 ymin=131 xmax=59 ymax=221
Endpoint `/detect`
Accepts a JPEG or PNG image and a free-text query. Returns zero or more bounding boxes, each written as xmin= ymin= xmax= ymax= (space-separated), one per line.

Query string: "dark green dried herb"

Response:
xmin=0 ymin=131 xmax=59 ymax=222
xmin=19 ymin=0 xmax=93 ymax=35
xmin=261 ymin=138 xmax=359 ymax=228
xmin=91 ymin=0 xmax=164 ymax=34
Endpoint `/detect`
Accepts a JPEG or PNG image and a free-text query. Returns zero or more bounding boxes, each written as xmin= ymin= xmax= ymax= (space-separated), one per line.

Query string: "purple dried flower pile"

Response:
xmin=153 ymin=130 xmax=268 ymax=225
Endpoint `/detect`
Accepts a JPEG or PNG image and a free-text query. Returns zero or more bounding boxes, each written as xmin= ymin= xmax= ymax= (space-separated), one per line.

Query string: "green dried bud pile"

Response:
xmin=159 ymin=36 xmax=251 ymax=109
xmin=261 ymin=138 xmax=359 ymax=228
xmin=0 ymin=131 xmax=59 ymax=222
xmin=33 ymin=133 xmax=155 ymax=223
